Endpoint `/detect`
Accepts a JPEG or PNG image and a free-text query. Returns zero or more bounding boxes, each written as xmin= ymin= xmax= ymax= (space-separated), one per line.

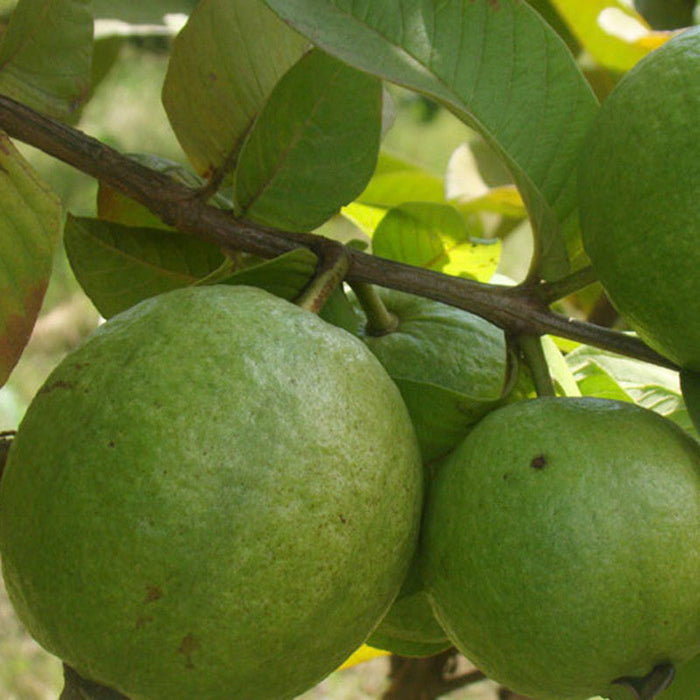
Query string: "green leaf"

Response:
xmin=372 ymin=202 xmax=500 ymax=281
xmin=356 ymin=151 xmax=445 ymax=208
xmin=0 ymin=133 xmax=62 ymax=388
xmin=64 ymin=216 xmax=226 ymax=318
xmin=549 ymin=0 xmax=668 ymax=72
xmin=0 ymin=0 xmax=93 ymax=119
xmin=220 ymin=248 xmax=318 ymax=301
xmin=162 ymin=0 xmax=309 ymax=177
xmin=234 ymin=48 xmax=382 ymax=231
xmin=264 ymin=0 xmax=599 ymax=281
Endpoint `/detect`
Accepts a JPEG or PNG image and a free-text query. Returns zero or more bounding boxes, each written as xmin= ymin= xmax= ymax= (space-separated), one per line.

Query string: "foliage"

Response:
xmin=0 ymin=1 xmax=698 ymax=699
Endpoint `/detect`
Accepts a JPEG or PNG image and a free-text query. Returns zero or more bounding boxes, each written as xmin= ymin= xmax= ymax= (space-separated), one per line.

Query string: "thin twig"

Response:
xmin=0 ymin=93 xmax=677 ymax=370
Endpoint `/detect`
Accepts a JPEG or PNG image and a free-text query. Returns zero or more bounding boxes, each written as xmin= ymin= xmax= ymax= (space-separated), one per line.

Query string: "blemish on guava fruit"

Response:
xmin=38 ymin=379 xmax=75 ymax=395
xmin=144 ymin=585 xmax=163 ymax=603
xmin=530 ymin=454 xmax=547 ymax=470
xmin=108 ymin=441 xmax=116 ymax=448
xmin=338 ymin=514 xmax=347 ymax=524
xmin=177 ymin=633 xmax=200 ymax=669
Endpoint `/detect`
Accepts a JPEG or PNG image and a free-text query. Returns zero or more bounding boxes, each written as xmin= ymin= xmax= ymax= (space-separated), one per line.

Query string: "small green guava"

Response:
xmin=578 ymin=27 xmax=700 ymax=370
xmin=422 ymin=397 xmax=700 ymax=700
xmin=0 ymin=285 xmax=423 ymax=700
xmin=358 ymin=288 xmax=512 ymax=462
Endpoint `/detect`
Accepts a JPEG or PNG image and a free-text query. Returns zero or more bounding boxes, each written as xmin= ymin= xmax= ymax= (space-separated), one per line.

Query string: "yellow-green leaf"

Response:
xmin=550 ymin=0 xmax=673 ymax=72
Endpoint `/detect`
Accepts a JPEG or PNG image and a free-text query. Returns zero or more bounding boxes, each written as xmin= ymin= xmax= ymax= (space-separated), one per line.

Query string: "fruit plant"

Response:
xmin=0 ymin=2 xmax=698 ymax=700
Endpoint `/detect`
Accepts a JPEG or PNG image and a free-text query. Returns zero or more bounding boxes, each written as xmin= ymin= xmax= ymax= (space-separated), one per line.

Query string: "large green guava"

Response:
xmin=0 ymin=285 xmax=423 ymax=700
xmin=422 ymin=397 xmax=700 ymax=700
xmin=578 ymin=27 xmax=700 ymax=370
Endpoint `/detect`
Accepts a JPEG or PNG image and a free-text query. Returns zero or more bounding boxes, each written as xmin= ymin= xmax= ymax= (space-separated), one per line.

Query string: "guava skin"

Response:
xmin=658 ymin=653 xmax=700 ymax=699
xmin=422 ymin=397 xmax=700 ymax=700
xmin=0 ymin=285 xmax=424 ymax=700
xmin=578 ymin=27 xmax=700 ymax=370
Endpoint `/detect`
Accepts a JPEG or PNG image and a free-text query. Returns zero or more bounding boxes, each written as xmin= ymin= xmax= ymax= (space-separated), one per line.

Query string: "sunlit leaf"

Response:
xmin=541 ymin=336 xmax=582 ymax=397
xmin=234 ymin=48 xmax=382 ymax=231
xmin=567 ymin=345 xmax=697 ymax=439
xmin=549 ymin=0 xmax=672 ymax=72
xmin=446 ymin=143 xmax=526 ymax=218
xmin=0 ymin=133 xmax=62 ymax=387
xmin=162 ymin=0 xmax=309 ymax=177
xmin=264 ymin=0 xmax=600 ymax=281
xmin=357 ymin=151 xmax=445 ymax=209
xmin=0 ymin=0 xmax=93 ymax=119
xmin=372 ymin=202 xmax=499 ymax=282
xmin=341 ymin=202 xmax=387 ymax=238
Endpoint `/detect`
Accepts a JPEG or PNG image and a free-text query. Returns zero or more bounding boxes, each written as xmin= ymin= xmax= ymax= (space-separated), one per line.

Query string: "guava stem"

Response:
xmin=612 ymin=662 xmax=675 ymax=700
xmin=350 ymin=282 xmax=399 ymax=335
xmin=516 ymin=334 xmax=556 ymax=397
xmin=538 ymin=266 xmax=599 ymax=304
xmin=295 ymin=242 xmax=350 ymax=314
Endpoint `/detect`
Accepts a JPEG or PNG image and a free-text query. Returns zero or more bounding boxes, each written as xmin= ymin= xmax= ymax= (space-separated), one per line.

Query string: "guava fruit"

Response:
xmin=358 ymin=288 xmax=512 ymax=462
xmin=422 ymin=397 xmax=700 ymax=700
xmin=680 ymin=369 xmax=700 ymax=435
xmin=0 ymin=285 xmax=423 ymax=700
xmin=658 ymin=653 xmax=700 ymax=699
xmin=578 ymin=27 xmax=700 ymax=370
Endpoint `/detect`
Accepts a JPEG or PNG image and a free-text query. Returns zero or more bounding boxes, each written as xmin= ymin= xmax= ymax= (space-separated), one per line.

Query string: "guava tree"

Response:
xmin=0 ymin=1 xmax=698 ymax=700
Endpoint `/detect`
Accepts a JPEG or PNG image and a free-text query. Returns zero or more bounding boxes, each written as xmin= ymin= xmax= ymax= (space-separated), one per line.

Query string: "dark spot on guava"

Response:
xmin=338 ymin=514 xmax=347 ymax=524
xmin=108 ymin=441 xmax=116 ymax=448
xmin=530 ymin=454 xmax=547 ymax=470
xmin=177 ymin=633 xmax=200 ymax=669
xmin=144 ymin=585 xmax=163 ymax=603
xmin=502 ymin=473 xmax=510 ymax=481
xmin=74 ymin=362 xmax=90 ymax=370
xmin=38 ymin=380 xmax=75 ymax=395
xmin=488 ymin=0 xmax=501 ymax=8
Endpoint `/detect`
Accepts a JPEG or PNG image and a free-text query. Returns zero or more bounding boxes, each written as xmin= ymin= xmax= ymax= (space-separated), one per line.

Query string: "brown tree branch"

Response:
xmin=383 ymin=650 xmax=486 ymax=700
xmin=0 ymin=93 xmax=676 ymax=370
